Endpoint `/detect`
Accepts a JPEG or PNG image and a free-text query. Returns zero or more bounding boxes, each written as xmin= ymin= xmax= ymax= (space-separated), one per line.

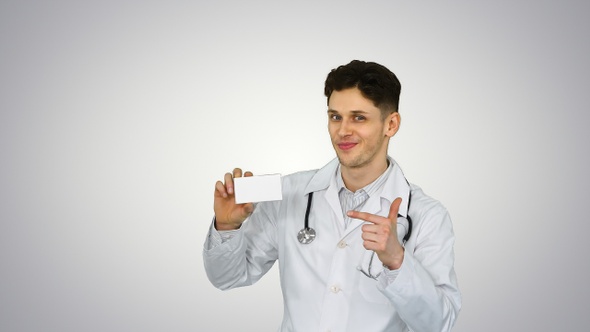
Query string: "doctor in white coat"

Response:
xmin=203 ymin=60 xmax=461 ymax=331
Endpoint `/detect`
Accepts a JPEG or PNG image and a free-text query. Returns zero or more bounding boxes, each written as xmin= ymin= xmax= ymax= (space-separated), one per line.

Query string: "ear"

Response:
xmin=384 ymin=112 xmax=401 ymax=137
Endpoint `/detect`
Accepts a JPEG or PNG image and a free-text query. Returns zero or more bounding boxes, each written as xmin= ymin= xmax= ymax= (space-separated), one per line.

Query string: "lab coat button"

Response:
xmin=330 ymin=285 xmax=340 ymax=293
xmin=337 ymin=240 xmax=347 ymax=248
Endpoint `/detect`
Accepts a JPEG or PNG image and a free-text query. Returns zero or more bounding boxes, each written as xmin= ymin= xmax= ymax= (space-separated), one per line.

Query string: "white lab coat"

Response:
xmin=203 ymin=158 xmax=461 ymax=332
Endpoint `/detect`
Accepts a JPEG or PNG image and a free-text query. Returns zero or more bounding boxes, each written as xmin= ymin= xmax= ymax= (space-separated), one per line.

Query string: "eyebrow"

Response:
xmin=327 ymin=109 xmax=369 ymax=114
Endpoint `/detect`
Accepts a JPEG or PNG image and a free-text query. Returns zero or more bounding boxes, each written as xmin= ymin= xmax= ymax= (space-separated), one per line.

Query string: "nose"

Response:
xmin=338 ymin=119 xmax=352 ymax=137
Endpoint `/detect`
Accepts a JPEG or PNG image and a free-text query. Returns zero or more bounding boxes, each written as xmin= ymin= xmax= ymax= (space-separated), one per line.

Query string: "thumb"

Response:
xmin=388 ymin=197 xmax=402 ymax=220
xmin=243 ymin=203 xmax=255 ymax=216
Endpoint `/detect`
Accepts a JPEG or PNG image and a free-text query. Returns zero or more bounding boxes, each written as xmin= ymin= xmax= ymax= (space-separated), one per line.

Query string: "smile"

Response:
xmin=337 ymin=142 xmax=357 ymax=150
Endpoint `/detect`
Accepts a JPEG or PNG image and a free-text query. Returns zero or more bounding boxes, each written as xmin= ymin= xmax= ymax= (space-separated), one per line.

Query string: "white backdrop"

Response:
xmin=1 ymin=1 xmax=589 ymax=331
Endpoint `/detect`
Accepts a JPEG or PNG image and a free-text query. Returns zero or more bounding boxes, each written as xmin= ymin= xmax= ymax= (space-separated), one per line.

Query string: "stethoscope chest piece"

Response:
xmin=297 ymin=227 xmax=316 ymax=244
xmin=298 ymin=192 xmax=316 ymax=244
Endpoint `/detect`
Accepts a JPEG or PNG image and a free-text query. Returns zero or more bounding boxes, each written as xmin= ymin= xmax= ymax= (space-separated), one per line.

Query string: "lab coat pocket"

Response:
xmin=357 ymin=250 xmax=389 ymax=305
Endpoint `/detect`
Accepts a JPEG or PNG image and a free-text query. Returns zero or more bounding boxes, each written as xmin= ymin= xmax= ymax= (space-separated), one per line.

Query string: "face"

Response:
xmin=327 ymin=88 xmax=399 ymax=171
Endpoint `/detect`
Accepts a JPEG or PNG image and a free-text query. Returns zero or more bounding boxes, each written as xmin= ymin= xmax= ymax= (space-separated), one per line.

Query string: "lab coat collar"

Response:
xmin=303 ymin=158 xmax=340 ymax=194
xmin=303 ymin=156 xmax=411 ymax=218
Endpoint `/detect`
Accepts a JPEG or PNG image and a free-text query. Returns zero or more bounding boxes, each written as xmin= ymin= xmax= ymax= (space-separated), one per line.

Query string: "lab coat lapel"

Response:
xmin=324 ymin=182 xmax=345 ymax=235
xmin=382 ymin=160 xmax=411 ymax=218
xmin=303 ymin=158 xmax=345 ymax=228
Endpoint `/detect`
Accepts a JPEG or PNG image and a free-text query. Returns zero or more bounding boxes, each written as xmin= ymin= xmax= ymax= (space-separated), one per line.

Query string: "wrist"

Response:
xmin=214 ymin=217 xmax=242 ymax=231
xmin=383 ymin=248 xmax=405 ymax=270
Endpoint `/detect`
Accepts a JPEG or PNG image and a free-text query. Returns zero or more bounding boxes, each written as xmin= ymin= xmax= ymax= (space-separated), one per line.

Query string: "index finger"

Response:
xmin=347 ymin=197 xmax=403 ymax=225
xmin=346 ymin=210 xmax=389 ymax=225
xmin=224 ymin=172 xmax=235 ymax=194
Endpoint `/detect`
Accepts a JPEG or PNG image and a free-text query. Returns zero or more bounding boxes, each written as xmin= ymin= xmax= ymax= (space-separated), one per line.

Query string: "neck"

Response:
xmin=341 ymin=157 xmax=389 ymax=192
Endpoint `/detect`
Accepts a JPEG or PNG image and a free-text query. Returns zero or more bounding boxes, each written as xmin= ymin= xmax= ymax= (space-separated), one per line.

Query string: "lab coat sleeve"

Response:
xmin=378 ymin=204 xmax=461 ymax=332
xmin=202 ymin=201 xmax=280 ymax=290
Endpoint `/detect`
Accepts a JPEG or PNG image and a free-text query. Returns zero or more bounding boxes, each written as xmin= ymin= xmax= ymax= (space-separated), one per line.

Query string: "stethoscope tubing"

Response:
xmin=304 ymin=192 xmax=313 ymax=230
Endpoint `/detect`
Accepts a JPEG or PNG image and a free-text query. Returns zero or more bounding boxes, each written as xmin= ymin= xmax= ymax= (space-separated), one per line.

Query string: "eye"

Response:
xmin=354 ymin=115 xmax=366 ymax=121
xmin=329 ymin=114 xmax=342 ymax=121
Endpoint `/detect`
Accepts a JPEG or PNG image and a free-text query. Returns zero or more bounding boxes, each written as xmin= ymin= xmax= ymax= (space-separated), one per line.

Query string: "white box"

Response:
xmin=233 ymin=174 xmax=283 ymax=204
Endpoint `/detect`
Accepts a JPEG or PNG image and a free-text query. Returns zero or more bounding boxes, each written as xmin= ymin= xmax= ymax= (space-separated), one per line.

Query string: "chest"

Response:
xmin=276 ymin=191 xmax=385 ymax=280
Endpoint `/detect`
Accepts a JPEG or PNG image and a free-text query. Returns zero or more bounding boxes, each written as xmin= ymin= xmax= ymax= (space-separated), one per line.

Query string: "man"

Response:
xmin=203 ymin=60 xmax=461 ymax=331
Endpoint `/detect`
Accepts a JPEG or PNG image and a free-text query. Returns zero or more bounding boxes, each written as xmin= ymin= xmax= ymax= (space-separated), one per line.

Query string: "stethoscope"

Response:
xmin=297 ymin=191 xmax=413 ymax=245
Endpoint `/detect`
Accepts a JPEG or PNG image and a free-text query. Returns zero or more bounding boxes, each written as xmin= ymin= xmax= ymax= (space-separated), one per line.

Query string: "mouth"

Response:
xmin=337 ymin=142 xmax=357 ymax=151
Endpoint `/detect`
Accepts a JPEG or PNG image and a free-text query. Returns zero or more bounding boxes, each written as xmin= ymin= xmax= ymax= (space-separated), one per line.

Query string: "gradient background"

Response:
xmin=1 ymin=1 xmax=589 ymax=331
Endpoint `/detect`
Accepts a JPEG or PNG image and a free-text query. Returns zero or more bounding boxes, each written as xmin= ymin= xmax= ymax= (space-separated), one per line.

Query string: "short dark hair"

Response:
xmin=324 ymin=60 xmax=401 ymax=117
